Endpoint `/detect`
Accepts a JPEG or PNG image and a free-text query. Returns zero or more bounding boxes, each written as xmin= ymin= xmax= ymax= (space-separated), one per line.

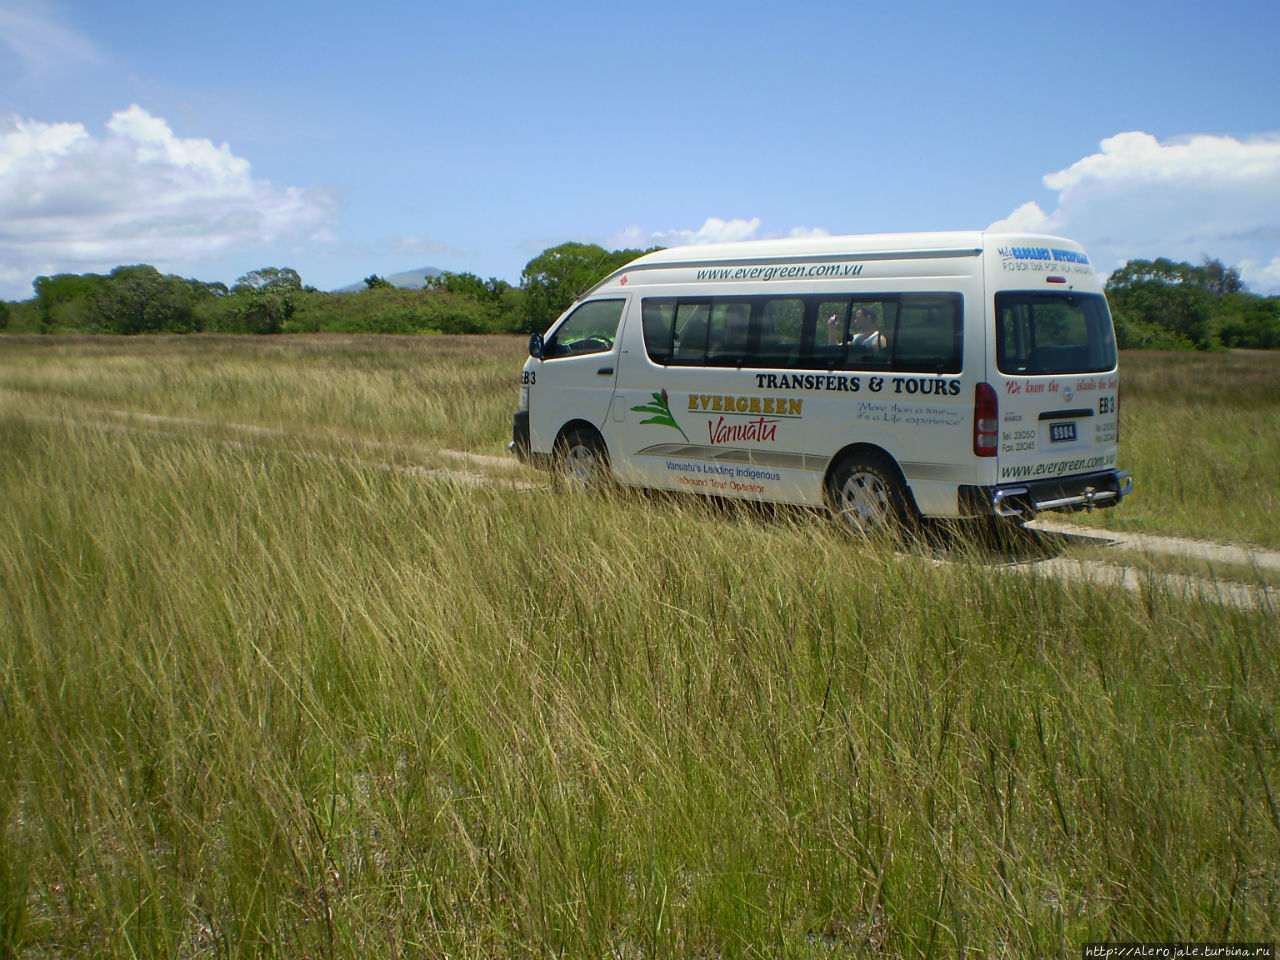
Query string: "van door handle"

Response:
xmin=597 ymin=366 xmax=614 ymax=376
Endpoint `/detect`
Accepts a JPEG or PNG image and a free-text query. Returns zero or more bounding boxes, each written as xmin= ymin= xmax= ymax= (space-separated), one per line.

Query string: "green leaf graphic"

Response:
xmin=631 ymin=389 xmax=689 ymax=441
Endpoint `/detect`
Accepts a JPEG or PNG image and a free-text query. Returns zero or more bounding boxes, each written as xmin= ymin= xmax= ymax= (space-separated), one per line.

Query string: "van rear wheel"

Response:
xmin=556 ymin=427 xmax=610 ymax=488
xmin=827 ymin=452 xmax=913 ymax=537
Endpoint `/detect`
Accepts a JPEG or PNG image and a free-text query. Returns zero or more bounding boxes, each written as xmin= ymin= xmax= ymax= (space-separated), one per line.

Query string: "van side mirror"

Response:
xmin=528 ymin=333 xmax=544 ymax=359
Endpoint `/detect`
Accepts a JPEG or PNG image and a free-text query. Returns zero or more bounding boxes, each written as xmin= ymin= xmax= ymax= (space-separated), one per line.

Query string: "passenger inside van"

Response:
xmin=825 ymin=312 xmax=842 ymax=345
xmin=849 ymin=307 xmax=886 ymax=353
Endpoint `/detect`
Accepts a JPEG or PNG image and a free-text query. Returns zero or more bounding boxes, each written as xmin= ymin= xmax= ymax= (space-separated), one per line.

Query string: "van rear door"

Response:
xmin=990 ymin=290 xmax=1120 ymax=490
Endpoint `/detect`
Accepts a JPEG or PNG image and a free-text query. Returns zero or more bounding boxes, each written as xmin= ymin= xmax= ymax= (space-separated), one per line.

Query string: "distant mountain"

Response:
xmin=331 ymin=267 xmax=442 ymax=293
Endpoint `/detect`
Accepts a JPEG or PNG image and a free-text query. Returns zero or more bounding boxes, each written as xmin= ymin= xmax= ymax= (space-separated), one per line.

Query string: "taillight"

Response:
xmin=974 ymin=382 xmax=999 ymax=457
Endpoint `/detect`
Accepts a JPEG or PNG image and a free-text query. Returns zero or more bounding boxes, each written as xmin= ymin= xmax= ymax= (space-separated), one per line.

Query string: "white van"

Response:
xmin=511 ymin=231 xmax=1131 ymax=532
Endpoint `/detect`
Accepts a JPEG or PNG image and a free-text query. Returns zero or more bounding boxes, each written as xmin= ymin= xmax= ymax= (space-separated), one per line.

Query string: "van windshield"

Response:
xmin=995 ymin=292 xmax=1117 ymax=375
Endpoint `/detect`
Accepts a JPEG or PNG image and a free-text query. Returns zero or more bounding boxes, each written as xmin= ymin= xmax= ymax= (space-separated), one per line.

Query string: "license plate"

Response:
xmin=1050 ymin=422 xmax=1077 ymax=443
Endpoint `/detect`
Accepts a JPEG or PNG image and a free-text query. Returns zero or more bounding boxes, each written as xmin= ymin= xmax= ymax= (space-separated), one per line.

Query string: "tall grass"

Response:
xmin=2 ymin=337 xmax=1276 ymax=545
xmin=1 ymin=398 xmax=1277 ymax=957
xmin=1079 ymin=350 xmax=1280 ymax=546
xmin=0 ymin=334 xmax=527 ymax=455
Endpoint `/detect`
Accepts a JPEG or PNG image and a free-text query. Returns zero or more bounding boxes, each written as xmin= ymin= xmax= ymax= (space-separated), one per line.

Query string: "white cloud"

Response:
xmin=606 ymin=224 xmax=659 ymax=249
xmin=611 ymin=216 xmax=762 ymax=250
xmin=987 ymin=201 xmax=1051 ymax=234
xmin=609 ymin=217 xmax=832 ymax=251
xmin=990 ymin=131 xmax=1280 ymax=293
xmin=0 ymin=1 xmax=103 ymax=78
xmin=0 ymin=106 xmax=334 ymax=298
xmin=1237 ymin=255 xmax=1280 ymax=292
xmin=787 ymin=226 xmax=832 ymax=239
xmin=667 ymin=216 xmax=762 ymax=246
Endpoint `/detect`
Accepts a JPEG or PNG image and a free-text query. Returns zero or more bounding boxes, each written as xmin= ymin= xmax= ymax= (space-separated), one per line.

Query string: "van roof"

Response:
xmin=631 ymin=230 xmax=986 ymax=266
xmin=585 ymin=230 xmax=1084 ymax=296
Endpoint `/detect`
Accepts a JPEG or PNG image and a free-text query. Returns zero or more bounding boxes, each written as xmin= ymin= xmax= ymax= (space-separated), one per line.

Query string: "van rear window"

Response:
xmin=995 ymin=292 xmax=1117 ymax=375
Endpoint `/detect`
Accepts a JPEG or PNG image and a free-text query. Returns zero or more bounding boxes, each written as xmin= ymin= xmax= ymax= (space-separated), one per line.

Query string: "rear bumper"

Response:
xmin=960 ymin=469 xmax=1133 ymax=518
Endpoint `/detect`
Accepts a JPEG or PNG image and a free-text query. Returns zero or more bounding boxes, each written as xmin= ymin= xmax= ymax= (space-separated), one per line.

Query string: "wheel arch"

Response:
xmin=823 ymin=443 xmax=919 ymax=515
xmin=553 ymin=420 xmax=613 ymax=487
xmin=554 ymin=419 xmax=607 ymax=454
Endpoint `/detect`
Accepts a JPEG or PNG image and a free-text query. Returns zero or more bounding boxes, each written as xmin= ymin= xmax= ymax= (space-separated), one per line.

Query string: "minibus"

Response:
xmin=511 ymin=231 xmax=1131 ymax=533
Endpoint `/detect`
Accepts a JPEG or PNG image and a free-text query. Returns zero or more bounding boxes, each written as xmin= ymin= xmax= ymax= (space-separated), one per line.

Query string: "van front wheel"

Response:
xmin=556 ymin=427 xmax=610 ymax=488
xmin=827 ymin=452 xmax=913 ymax=536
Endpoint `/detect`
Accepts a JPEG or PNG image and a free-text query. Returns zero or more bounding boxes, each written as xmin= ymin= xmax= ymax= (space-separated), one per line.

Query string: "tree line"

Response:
xmin=2 ymin=247 xmax=1277 ymax=350
xmin=1106 ymin=256 xmax=1280 ymax=350
xmin=0 ymin=243 xmax=652 ymax=338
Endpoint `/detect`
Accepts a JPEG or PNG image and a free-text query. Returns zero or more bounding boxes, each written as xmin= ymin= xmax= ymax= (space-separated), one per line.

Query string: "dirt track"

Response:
xmin=1017 ymin=518 xmax=1279 ymax=611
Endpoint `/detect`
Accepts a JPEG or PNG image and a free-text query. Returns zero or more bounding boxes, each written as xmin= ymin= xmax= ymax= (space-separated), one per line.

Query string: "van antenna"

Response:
xmin=576 ymin=250 xmax=617 ymax=300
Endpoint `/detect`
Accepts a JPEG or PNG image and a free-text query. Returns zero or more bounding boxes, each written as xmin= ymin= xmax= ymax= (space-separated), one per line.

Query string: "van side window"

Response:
xmin=642 ymin=300 xmax=676 ymax=364
xmin=544 ymin=299 xmax=625 ymax=359
xmin=892 ymin=295 xmax=962 ymax=373
xmin=759 ymin=299 xmax=804 ymax=367
xmin=640 ymin=293 xmax=962 ymax=372
xmin=671 ymin=302 xmax=711 ymax=363
xmin=706 ymin=302 xmax=752 ymax=366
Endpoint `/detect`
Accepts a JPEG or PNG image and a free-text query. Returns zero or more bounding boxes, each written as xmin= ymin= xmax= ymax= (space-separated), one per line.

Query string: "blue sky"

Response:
xmin=2 ymin=0 xmax=1279 ymax=299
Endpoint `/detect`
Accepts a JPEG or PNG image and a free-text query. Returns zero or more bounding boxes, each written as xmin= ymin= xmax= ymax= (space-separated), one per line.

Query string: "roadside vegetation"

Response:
xmin=0 ymin=243 xmax=651 ymax=339
xmin=0 ymin=334 xmax=525 ymax=455
xmin=1 ymin=337 xmax=1277 ymax=956
xmin=1 ymin=337 xmax=1274 ymax=547
xmin=3 ymin=250 xmax=1278 ymax=352
xmin=1106 ymin=257 xmax=1280 ymax=350
xmin=1071 ymin=349 xmax=1280 ymax=546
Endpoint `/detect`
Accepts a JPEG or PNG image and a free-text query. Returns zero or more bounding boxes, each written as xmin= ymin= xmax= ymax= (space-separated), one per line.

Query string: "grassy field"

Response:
xmin=1 ymin=336 xmax=1277 ymax=957
xmin=0 ymin=334 xmax=525 ymax=456
xmin=1077 ymin=350 xmax=1280 ymax=546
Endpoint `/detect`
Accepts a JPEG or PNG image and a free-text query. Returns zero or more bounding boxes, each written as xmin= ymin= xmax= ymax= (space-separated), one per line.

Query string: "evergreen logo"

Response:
xmin=632 ymin=389 xmax=689 ymax=441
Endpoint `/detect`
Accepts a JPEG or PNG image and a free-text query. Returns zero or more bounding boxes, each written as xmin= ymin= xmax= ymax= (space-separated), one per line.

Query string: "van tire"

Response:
xmin=827 ymin=451 xmax=914 ymax=537
xmin=556 ymin=427 xmax=610 ymax=488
